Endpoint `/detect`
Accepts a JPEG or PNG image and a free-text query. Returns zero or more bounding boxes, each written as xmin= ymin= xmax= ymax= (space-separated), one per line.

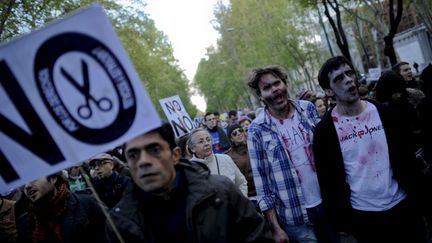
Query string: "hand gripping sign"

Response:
xmin=0 ymin=5 xmax=161 ymax=192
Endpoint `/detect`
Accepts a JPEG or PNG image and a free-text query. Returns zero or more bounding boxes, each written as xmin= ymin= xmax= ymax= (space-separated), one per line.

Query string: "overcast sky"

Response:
xmin=144 ymin=0 xmax=223 ymax=111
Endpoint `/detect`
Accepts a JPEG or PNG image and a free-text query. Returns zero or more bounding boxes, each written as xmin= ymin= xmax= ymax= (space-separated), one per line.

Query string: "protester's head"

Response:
xmin=318 ymin=56 xmax=358 ymax=104
xmin=124 ymin=123 xmax=180 ymax=196
xmin=227 ymin=124 xmax=246 ymax=146
xmin=246 ymin=112 xmax=256 ymax=121
xmin=374 ymin=70 xmax=407 ymax=103
xmin=392 ymin=61 xmax=413 ymax=81
xmin=213 ymin=111 xmax=221 ymax=125
xmin=188 ymin=128 xmax=213 ymax=159
xmin=238 ymin=117 xmax=251 ymax=132
xmin=318 ymin=56 xmax=356 ymax=90
xmin=247 ymin=65 xmax=288 ymax=97
xmin=68 ymin=165 xmax=81 ymax=177
xmin=89 ymin=153 xmax=114 ymax=179
xmin=247 ymin=65 xmax=290 ymax=113
xmin=176 ymin=133 xmax=192 ymax=160
xmin=314 ymin=98 xmax=327 ymax=117
xmin=228 ymin=110 xmax=238 ymax=124
xmin=204 ymin=112 xmax=217 ymax=130
xmin=358 ymin=84 xmax=369 ymax=98
xmin=24 ymin=173 xmax=66 ymax=203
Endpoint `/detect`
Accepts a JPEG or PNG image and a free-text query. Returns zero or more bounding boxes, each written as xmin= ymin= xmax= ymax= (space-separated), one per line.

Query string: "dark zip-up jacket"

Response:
xmin=106 ymin=159 xmax=272 ymax=243
xmin=312 ymin=100 xmax=427 ymax=233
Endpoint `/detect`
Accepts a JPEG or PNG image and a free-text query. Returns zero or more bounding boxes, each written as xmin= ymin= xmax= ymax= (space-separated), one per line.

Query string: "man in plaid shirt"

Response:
xmin=246 ymin=65 xmax=338 ymax=243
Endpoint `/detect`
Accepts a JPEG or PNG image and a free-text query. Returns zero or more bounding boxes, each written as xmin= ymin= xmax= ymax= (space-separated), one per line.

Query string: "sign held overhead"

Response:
xmin=159 ymin=95 xmax=196 ymax=138
xmin=0 ymin=4 xmax=161 ymax=192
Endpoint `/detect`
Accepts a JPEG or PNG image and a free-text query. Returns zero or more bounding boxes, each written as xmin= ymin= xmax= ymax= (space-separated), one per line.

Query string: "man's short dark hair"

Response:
xmin=247 ymin=65 xmax=288 ymax=97
xmin=123 ymin=122 xmax=177 ymax=154
xmin=204 ymin=112 xmax=214 ymax=121
xmin=47 ymin=172 xmax=68 ymax=187
xmin=318 ymin=56 xmax=355 ymax=90
xmin=228 ymin=110 xmax=237 ymax=118
xmin=392 ymin=61 xmax=409 ymax=72
xmin=152 ymin=122 xmax=177 ymax=150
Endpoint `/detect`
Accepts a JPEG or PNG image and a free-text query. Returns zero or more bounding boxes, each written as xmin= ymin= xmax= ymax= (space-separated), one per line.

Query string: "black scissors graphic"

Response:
xmin=61 ymin=60 xmax=113 ymax=119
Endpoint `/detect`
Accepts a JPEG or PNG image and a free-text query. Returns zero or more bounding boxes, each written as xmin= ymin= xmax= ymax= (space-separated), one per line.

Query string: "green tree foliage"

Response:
xmin=194 ymin=0 xmax=327 ymax=112
xmin=0 ymin=0 xmax=197 ymax=117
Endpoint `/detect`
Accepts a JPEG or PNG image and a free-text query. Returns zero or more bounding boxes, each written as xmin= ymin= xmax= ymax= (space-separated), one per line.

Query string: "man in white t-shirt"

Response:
xmin=246 ymin=65 xmax=338 ymax=242
xmin=313 ymin=56 xmax=427 ymax=243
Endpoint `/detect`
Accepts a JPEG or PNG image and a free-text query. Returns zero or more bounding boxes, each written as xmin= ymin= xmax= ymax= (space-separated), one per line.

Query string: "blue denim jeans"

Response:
xmin=281 ymin=204 xmax=340 ymax=243
xmin=282 ymin=222 xmax=317 ymax=243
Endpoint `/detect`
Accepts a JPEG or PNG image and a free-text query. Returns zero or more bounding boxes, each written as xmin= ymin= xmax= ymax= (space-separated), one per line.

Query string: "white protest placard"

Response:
xmin=159 ymin=95 xmax=196 ymax=138
xmin=368 ymin=68 xmax=382 ymax=81
xmin=194 ymin=117 xmax=204 ymax=128
xmin=0 ymin=4 xmax=161 ymax=192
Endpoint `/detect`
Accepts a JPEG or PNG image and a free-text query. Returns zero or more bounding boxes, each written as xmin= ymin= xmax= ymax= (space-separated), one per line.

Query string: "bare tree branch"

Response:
xmin=357 ymin=0 xmax=389 ymax=33
xmin=384 ymin=0 xmax=403 ymax=65
xmin=322 ymin=0 xmax=352 ymax=62
xmin=339 ymin=2 xmax=385 ymax=35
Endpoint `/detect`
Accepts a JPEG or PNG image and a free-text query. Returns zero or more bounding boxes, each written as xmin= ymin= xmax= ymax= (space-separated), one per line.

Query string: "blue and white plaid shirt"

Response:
xmin=247 ymin=99 xmax=320 ymax=226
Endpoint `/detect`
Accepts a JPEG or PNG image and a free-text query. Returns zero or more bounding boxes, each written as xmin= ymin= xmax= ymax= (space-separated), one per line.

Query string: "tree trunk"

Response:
xmin=322 ymin=0 xmax=353 ymax=64
xmin=383 ymin=35 xmax=398 ymax=66
xmin=383 ymin=0 xmax=403 ymax=66
xmin=354 ymin=16 xmax=370 ymax=70
xmin=372 ymin=29 xmax=383 ymax=69
xmin=317 ymin=4 xmax=334 ymax=57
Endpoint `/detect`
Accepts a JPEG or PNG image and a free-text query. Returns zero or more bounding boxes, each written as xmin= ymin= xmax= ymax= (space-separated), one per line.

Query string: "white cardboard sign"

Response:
xmin=0 ymin=4 xmax=161 ymax=192
xmin=368 ymin=68 xmax=382 ymax=81
xmin=159 ymin=95 xmax=196 ymax=138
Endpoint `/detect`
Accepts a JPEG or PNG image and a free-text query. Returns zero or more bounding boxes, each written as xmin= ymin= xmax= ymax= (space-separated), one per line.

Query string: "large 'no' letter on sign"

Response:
xmin=0 ymin=4 xmax=161 ymax=192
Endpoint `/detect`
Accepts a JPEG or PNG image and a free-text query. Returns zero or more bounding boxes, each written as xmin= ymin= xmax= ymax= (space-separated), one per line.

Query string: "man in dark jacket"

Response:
xmin=89 ymin=153 xmax=130 ymax=208
xmin=204 ymin=112 xmax=230 ymax=153
xmin=106 ymin=122 xmax=271 ymax=243
xmin=313 ymin=56 xmax=427 ymax=243
xmin=18 ymin=173 xmax=106 ymax=243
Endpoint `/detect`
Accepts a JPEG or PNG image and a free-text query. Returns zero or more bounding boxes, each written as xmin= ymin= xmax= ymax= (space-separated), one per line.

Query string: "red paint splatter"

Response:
xmin=282 ymin=135 xmax=289 ymax=147
xmin=298 ymin=126 xmax=305 ymax=134
xmin=367 ymin=142 xmax=379 ymax=159
xmin=359 ymin=155 xmax=368 ymax=165
xmin=304 ymin=145 xmax=316 ymax=172
xmin=299 ymin=125 xmax=310 ymax=143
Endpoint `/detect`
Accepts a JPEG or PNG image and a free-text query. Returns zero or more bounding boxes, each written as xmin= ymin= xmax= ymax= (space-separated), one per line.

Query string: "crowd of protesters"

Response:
xmin=1 ymin=57 xmax=432 ymax=243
